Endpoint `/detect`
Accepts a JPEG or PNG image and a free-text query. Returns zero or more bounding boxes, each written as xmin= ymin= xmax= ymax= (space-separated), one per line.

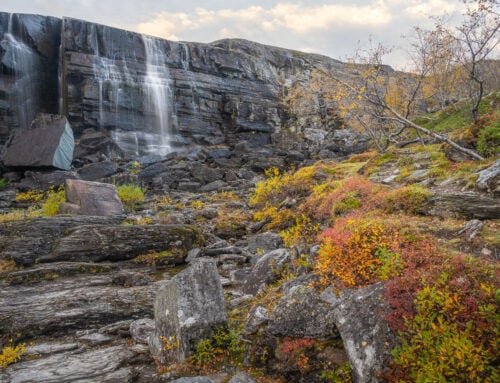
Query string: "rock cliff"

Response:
xmin=1 ymin=12 xmax=369 ymax=163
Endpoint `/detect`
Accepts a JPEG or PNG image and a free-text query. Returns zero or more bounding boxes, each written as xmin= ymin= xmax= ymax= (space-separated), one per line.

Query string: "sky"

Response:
xmin=0 ymin=0 xmax=487 ymax=69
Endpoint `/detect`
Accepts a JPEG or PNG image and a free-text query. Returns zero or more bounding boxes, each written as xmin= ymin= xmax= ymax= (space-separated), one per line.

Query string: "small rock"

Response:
xmin=242 ymin=248 xmax=290 ymax=295
xmin=229 ymin=372 xmax=257 ymax=383
xmin=410 ymin=169 xmax=429 ymax=179
xmin=170 ymin=378 xmax=215 ymax=383
xmin=228 ymin=294 xmax=254 ymax=309
xmin=477 ymin=159 xmax=500 ymax=194
xmin=78 ymin=332 xmax=114 ymax=346
xmin=481 ymin=248 xmax=493 ymax=258
xmin=130 ymin=318 xmax=155 ymax=345
xmin=458 ymin=219 xmax=484 ymax=241
xmin=244 ymin=305 xmax=269 ymax=335
xmin=382 ymin=175 xmax=397 ymax=184
xmin=201 ymin=180 xmax=227 ymax=192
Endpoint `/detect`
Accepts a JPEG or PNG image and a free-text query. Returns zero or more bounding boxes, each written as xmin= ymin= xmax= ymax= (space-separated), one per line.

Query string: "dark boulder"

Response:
xmin=1 ymin=114 xmax=74 ymax=170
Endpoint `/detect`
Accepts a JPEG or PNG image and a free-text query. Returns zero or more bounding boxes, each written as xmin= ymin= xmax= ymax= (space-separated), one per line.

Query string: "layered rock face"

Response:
xmin=1 ymin=12 xmax=369 ymax=162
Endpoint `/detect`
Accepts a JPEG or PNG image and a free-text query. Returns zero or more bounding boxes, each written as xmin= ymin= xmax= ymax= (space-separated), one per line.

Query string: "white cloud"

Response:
xmin=135 ymin=2 xmax=393 ymax=41
xmin=404 ymin=0 xmax=466 ymax=18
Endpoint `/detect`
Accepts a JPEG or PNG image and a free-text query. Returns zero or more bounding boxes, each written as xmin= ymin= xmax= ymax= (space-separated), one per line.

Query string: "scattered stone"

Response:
xmin=130 ymin=318 xmax=155 ymax=345
xmin=204 ymin=246 xmax=243 ymax=256
xmin=328 ymin=283 xmax=395 ymax=383
xmin=78 ymin=332 xmax=114 ymax=346
xmin=229 ymin=372 xmax=257 ymax=383
xmin=228 ymin=294 xmax=254 ymax=309
xmin=247 ymin=232 xmax=284 ymax=254
xmin=1 ymin=114 xmax=74 ymax=170
xmin=178 ymin=181 xmax=202 ymax=192
xmin=201 ymin=180 xmax=227 ymax=192
xmin=477 ymin=159 xmax=500 ymax=195
xmin=244 ymin=305 xmax=269 ymax=335
xmin=381 ymin=175 xmax=397 ymax=184
xmin=60 ymin=179 xmax=124 ymax=216
xmin=76 ymin=160 xmax=118 ymax=181
xmin=17 ymin=170 xmax=79 ymax=191
xmin=458 ymin=219 xmax=484 ymax=241
xmin=186 ymin=247 xmax=202 ymax=262
xmin=170 ymin=378 xmax=215 ymax=383
xmin=0 ymin=190 xmax=15 ymax=208
xmin=410 ymin=169 xmax=429 ymax=179
xmin=242 ymin=248 xmax=290 ymax=295
xmin=481 ymin=248 xmax=493 ymax=258
xmin=150 ymin=259 xmax=228 ymax=364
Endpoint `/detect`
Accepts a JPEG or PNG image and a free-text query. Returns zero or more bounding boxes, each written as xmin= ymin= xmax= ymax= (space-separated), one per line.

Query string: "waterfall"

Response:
xmin=1 ymin=13 xmax=40 ymax=129
xmin=90 ymin=25 xmax=174 ymax=157
xmin=142 ymin=35 xmax=172 ymax=156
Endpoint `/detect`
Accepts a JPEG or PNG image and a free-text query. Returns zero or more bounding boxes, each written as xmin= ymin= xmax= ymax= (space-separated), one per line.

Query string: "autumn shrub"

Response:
xmin=41 ymin=187 xmax=65 ymax=216
xmin=15 ymin=189 xmax=45 ymax=203
xmin=387 ymin=256 xmax=499 ymax=382
xmin=117 ymin=184 xmax=146 ymax=211
xmin=0 ymin=342 xmax=26 ymax=367
xmin=280 ymin=214 xmax=321 ymax=248
xmin=314 ymin=214 xmax=401 ymax=288
xmin=277 ymin=337 xmax=318 ymax=373
xmin=301 ymin=175 xmax=383 ymax=223
xmin=250 ymin=166 xmax=315 ymax=209
xmin=383 ymin=185 xmax=432 ymax=215
xmin=189 ymin=326 xmax=244 ymax=368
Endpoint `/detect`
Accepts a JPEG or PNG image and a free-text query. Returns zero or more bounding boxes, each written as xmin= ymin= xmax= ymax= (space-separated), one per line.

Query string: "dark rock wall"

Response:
xmin=0 ymin=13 xmax=61 ymax=144
xmin=1 ymin=13 xmax=369 ymax=160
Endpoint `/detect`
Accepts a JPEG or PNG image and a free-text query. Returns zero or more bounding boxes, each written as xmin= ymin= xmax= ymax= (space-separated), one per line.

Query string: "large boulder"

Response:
xmin=325 ymin=283 xmax=395 ymax=383
xmin=150 ymin=259 xmax=228 ymax=364
xmin=266 ymin=283 xmax=338 ymax=339
xmin=1 ymin=114 xmax=74 ymax=170
xmin=59 ymin=179 xmax=123 ymax=216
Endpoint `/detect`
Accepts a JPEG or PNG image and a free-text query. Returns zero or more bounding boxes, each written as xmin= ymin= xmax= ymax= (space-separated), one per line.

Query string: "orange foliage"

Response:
xmin=314 ymin=214 xmax=399 ymax=288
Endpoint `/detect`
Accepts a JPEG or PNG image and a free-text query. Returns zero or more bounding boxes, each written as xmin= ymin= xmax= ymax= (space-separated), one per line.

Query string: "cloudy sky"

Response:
xmin=1 ymin=0 xmax=484 ymax=68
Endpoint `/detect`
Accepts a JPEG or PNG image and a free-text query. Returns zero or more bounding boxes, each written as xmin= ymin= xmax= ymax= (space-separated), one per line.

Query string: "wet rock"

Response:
xmin=150 ymin=259 xmax=228 ymax=364
xmin=2 ymin=114 xmax=74 ymax=170
xmin=327 ymin=283 xmax=394 ymax=383
xmin=242 ymin=249 xmax=290 ymax=295
xmin=267 ymin=283 xmax=338 ymax=339
xmin=60 ymin=179 xmax=123 ymax=216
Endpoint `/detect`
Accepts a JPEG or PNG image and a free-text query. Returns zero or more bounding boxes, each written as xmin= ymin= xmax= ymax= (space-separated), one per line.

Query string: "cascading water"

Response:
xmin=0 ymin=13 xmax=40 ymax=129
xmin=142 ymin=35 xmax=172 ymax=155
xmin=90 ymin=25 xmax=174 ymax=157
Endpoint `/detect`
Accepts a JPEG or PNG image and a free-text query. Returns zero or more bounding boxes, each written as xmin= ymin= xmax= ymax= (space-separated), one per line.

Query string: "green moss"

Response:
xmin=477 ymin=122 xmax=500 ymax=157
